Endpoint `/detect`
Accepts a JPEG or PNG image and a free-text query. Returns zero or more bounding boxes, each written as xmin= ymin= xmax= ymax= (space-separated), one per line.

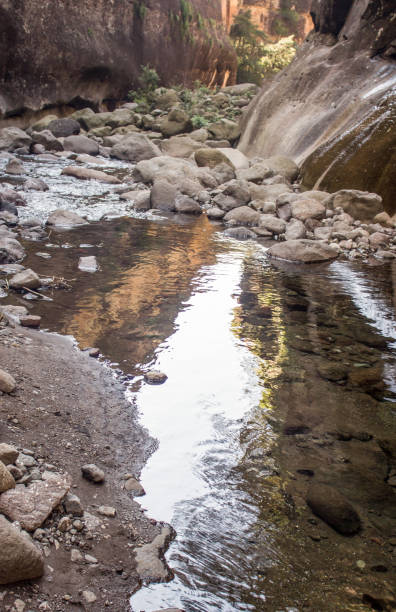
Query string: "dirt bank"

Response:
xmin=0 ymin=320 xmax=169 ymax=611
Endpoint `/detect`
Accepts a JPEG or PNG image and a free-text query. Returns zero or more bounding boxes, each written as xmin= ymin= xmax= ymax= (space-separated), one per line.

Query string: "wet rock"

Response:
xmin=5 ymin=158 xmax=24 ymax=175
xmin=0 ymin=368 xmax=16 ymax=393
xmin=63 ymin=135 xmax=99 ymax=156
xmin=0 ymin=236 xmax=25 ymax=264
xmin=88 ymin=348 xmax=100 ymax=357
xmin=306 ymin=483 xmax=361 ymax=535
xmin=46 ymin=209 xmax=87 ymax=228
xmin=261 ymin=156 xmax=299 ymax=182
xmin=78 ymin=256 xmax=98 ymax=272
xmin=124 ymin=477 xmax=145 ymax=496
xmin=120 ymin=189 xmax=151 ymax=211
xmin=317 ymin=362 xmax=348 ymax=382
xmin=0 ymin=305 xmax=28 ymax=325
xmin=144 ymin=371 xmax=167 ymax=385
xmin=0 ymin=515 xmax=44 ymax=584
xmin=111 ymin=133 xmax=160 ymax=162
xmin=81 ymin=464 xmax=105 ymax=483
xmin=324 ymin=190 xmax=383 ymax=221
xmin=61 ymin=165 xmax=121 ymax=184
xmin=206 ymin=207 xmax=225 ymax=220
xmin=369 ymin=232 xmax=390 ymax=248
xmin=0 ymin=444 xmax=19 ymax=465
xmin=224 ymin=227 xmax=256 ymax=240
xmin=9 ymin=268 xmax=41 ymax=290
xmin=20 ymin=315 xmax=41 ymax=328
xmin=267 ymin=239 xmax=339 ymax=263
xmin=213 ymin=193 xmax=240 ymax=212
xmin=195 ymin=148 xmax=233 ymax=169
xmin=63 ymin=492 xmax=83 ymax=516
xmin=0 ymin=473 xmax=72 ymax=530
xmin=23 ymin=178 xmax=49 ymax=191
xmin=362 ymin=589 xmax=396 ymax=611
xmin=224 ymin=206 xmax=259 ymax=226
xmin=291 ymin=199 xmax=326 ymax=221
xmin=135 ymin=525 xmax=174 ymax=582
xmin=0 ymin=127 xmax=31 ymax=152
xmin=348 ymin=365 xmax=383 ymax=391
xmin=0 ymin=462 xmax=15 ymax=492
xmin=175 ymin=196 xmax=202 ymax=215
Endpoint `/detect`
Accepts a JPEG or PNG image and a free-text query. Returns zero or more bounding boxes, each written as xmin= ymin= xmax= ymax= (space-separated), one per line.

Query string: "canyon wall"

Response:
xmin=0 ymin=0 xmax=237 ymax=121
xmin=239 ymin=0 xmax=396 ymax=212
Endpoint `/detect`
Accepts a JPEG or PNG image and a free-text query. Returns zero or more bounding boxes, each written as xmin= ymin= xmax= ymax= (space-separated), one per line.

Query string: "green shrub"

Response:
xmin=191 ymin=115 xmax=209 ymax=129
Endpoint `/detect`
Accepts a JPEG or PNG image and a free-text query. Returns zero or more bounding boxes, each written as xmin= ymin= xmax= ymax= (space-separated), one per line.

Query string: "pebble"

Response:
xmin=64 ymin=492 xmax=84 ymax=516
xmin=124 ymin=477 xmax=145 ymax=497
xmin=58 ymin=517 xmax=72 ymax=532
xmin=20 ymin=315 xmax=41 ymax=328
xmin=71 ymin=548 xmax=83 ymax=562
xmin=85 ymin=554 xmax=98 ymax=564
xmin=81 ymin=464 xmax=105 ymax=483
xmin=82 ymin=591 xmax=97 ymax=604
xmin=0 ymin=368 xmax=16 ymax=393
xmin=88 ymin=348 xmax=100 ymax=358
xmin=144 ymin=370 xmax=168 ymax=385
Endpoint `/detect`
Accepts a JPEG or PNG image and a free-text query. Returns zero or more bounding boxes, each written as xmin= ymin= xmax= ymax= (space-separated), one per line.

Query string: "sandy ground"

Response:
xmin=0 ymin=320 xmax=169 ymax=612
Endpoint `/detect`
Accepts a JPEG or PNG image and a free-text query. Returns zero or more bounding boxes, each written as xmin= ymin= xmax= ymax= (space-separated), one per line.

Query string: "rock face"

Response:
xmin=0 ymin=0 xmax=236 ymax=122
xmin=239 ymin=0 xmax=396 ymax=212
xmin=0 ymin=515 xmax=44 ymax=584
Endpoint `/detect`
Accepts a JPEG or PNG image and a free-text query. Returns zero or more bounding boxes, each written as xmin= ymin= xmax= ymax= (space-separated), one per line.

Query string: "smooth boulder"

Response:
xmin=62 ymin=165 xmax=121 ymax=184
xmin=46 ymin=209 xmax=87 ymax=228
xmin=111 ymin=134 xmax=160 ymax=163
xmin=48 ymin=118 xmax=80 ymax=137
xmin=324 ymin=190 xmax=383 ymax=221
xmin=267 ymin=239 xmax=339 ymax=263
xmin=63 ymin=135 xmax=99 ymax=156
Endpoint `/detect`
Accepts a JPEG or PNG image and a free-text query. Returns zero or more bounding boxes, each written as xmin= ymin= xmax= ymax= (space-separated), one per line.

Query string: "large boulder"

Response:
xmin=306 ymin=483 xmax=361 ymax=535
xmin=267 ymin=239 xmax=339 ymax=263
xmin=120 ymin=189 xmax=151 ymax=211
xmin=224 ymin=206 xmax=260 ymax=226
xmin=63 ymin=135 xmax=99 ymax=155
xmin=0 ymin=515 xmax=44 ymax=584
xmin=323 ymin=190 xmax=383 ymax=221
xmin=133 ymin=156 xmax=199 ymax=185
xmin=222 ymin=83 xmax=259 ymax=96
xmin=105 ymin=109 xmax=136 ymax=129
xmin=222 ymin=179 xmax=251 ymax=203
xmin=160 ymin=136 xmax=202 ymax=159
xmin=0 ymin=128 xmax=31 ymax=151
xmin=160 ymin=109 xmax=191 ymax=138
xmin=111 ymin=134 xmax=160 ymax=163
xmin=70 ymin=107 xmax=96 ymax=130
xmin=47 ymin=118 xmax=81 ymax=137
xmin=262 ymin=156 xmax=299 ymax=182
xmin=195 ymin=148 xmax=233 ymax=169
xmin=285 ymin=218 xmax=306 ymax=240
xmin=82 ymin=112 xmax=113 ymax=131
xmin=61 ymin=165 xmax=121 ymax=184
xmin=9 ymin=268 xmax=41 ymax=290
xmin=153 ymin=88 xmax=180 ymax=110
xmin=174 ymin=195 xmax=202 ymax=214
xmin=46 ymin=209 xmax=87 ymax=228
xmin=259 ymin=214 xmax=286 ymax=235
xmin=216 ymin=148 xmax=249 ymax=170
xmin=291 ymin=199 xmax=326 ymax=221
xmin=237 ymin=162 xmax=272 ymax=183
xmin=31 ymin=114 xmax=58 ymax=131
xmin=249 ymin=184 xmax=292 ymax=202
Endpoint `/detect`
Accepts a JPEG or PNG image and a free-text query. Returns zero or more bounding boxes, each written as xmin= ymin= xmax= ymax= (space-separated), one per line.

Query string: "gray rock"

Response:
xmin=175 ymin=196 xmax=202 ymax=215
xmin=78 ymin=256 xmax=98 ymax=272
xmin=48 ymin=118 xmax=80 ymax=137
xmin=111 ymin=133 xmax=160 ymax=163
xmin=324 ymin=190 xmax=383 ymax=221
xmin=124 ymin=477 xmax=145 ymax=496
xmin=267 ymin=239 xmax=339 ymax=263
xmin=237 ymin=163 xmax=272 ymax=183
xmin=150 ymin=179 xmax=177 ymax=212
xmin=0 ymin=473 xmax=72 ymax=530
xmin=23 ymin=178 xmax=49 ymax=191
xmin=291 ymin=199 xmax=326 ymax=221
xmin=261 ymin=156 xmax=299 ymax=182
xmin=206 ymin=207 xmax=225 ymax=220
xmin=61 ymin=165 xmax=120 ymax=184
xmin=63 ymin=135 xmax=99 ymax=156
xmin=213 ymin=193 xmax=241 ymax=212
xmin=0 ymin=444 xmax=19 ymax=465
xmin=135 ymin=524 xmax=173 ymax=582
xmin=5 ymin=158 xmax=24 ymax=175
xmin=0 ymin=515 xmax=44 ymax=584
xmin=259 ymin=214 xmax=286 ymax=235
xmin=46 ymin=209 xmax=87 ymax=228
xmin=222 ymin=83 xmax=259 ymax=96
xmin=195 ymin=148 xmax=234 ymax=169
xmin=120 ymin=189 xmax=151 ymax=211
xmin=160 ymin=108 xmax=191 ymax=137
xmin=63 ymin=492 xmax=83 ymax=517
xmin=216 ymin=148 xmax=249 ymax=170
xmin=249 ymin=183 xmax=292 ymax=202
xmin=0 ymin=128 xmax=31 ymax=152
xmin=0 ymin=369 xmax=16 ymax=394
xmin=224 ymin=227 xmax=256 ymax=240
xmin=285 ymin=218 xmax=306 ymax=240
xmin=0 ymin=305 xmax=28 ymax=325
xmin=9 ymin=268 xmax=41 ymax=290
xmin=98 ymin=505 xmax=116 ymax=517
xmin=221 ymin=179 xmax=251 ymax=203
xmin=207 ymin=118 xmax=240 ymax=141
xmin=306 ymin=483 xmax=361 ymax=535
xmin=160 ymin=135 xmax=202 ymax=159
xmin=81 ymin=464 xmax=105 ymax=483
xmin=224 ymin=206 xmax=260 ymax=226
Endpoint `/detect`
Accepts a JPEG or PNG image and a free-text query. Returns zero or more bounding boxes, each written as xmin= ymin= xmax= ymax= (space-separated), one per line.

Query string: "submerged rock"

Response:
xmin=306 ymin=483 xmax=361 ymax=535
xmin=46 ymin=209 xmax=87 ymax=228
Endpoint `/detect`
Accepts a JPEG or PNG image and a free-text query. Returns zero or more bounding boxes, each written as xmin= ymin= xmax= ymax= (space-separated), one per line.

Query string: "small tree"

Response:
xmin=230 ymin=10 xmax=268 ymax=84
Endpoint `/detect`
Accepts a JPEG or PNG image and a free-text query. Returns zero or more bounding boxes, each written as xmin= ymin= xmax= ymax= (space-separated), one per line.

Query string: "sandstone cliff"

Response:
xmin=0 ymin=0 xmax=236 ymax=122
xmin=239 ymin=0 xmax=396 ymax=212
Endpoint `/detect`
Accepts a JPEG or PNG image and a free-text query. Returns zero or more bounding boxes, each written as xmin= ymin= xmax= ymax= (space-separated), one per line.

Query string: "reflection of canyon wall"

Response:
xmin=62 ymin=217 xmax=217 ymax=371
xmin=239 ymin=0 xmax=396 ymax=212
xmin=0 ymin=0 xmax=236 ymax=121
xmin=221 ymin=0 xmax=313 ymax=41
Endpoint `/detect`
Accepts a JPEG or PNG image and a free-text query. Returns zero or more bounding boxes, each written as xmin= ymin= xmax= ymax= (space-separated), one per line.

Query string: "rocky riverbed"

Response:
xmin=0 ymin=83 xmax=396 ymax=612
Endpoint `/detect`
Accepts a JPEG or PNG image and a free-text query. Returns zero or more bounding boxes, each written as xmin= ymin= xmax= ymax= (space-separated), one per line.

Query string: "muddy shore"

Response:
xmin=0 ymin=321 xmax=170 ymax=612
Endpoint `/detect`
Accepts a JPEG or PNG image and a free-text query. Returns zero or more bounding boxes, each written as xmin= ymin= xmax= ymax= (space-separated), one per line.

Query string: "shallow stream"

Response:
xmin=2 ymin=155 xmax=396 ymax=611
